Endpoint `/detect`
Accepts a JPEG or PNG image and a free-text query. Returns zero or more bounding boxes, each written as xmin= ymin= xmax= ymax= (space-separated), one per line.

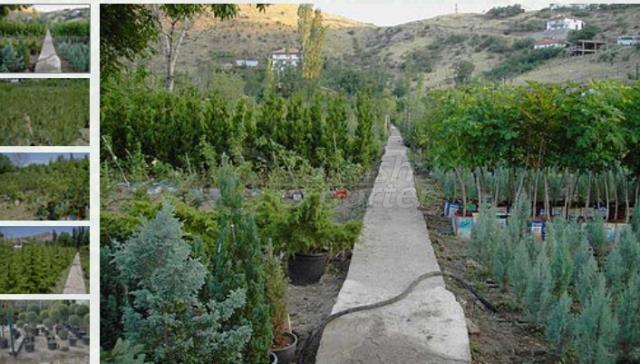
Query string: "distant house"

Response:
xmin=567 ymin=40 xmax=606 ymax=56
xmin=235 ymin=59 xmax=259 ymax=67
xmin=546 ymin=17 xmax=585 ymax=31
xmin=617 ymin=35 xmax=640 ymax=46
xmin=534 ymin=39 xmax=566 ymax=49
xmin=271 ymin=48 xmax=301 ymax=71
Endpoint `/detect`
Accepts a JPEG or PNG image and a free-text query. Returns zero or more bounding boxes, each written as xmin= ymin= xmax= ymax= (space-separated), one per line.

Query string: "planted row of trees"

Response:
xmin=0 ymin=155 xmax=90 ymax=220
xmin=401 ymin=81 xmax=640 ymax=219
xmin=0 ymin=79 xmax=89 ymax=145
xmin=470 ymin=201 xmax=640 ymax=363
xmin=0 ymin=244 xmax=76 ymax=293
xmin=101 ymin=72 xmax=388 ymax=187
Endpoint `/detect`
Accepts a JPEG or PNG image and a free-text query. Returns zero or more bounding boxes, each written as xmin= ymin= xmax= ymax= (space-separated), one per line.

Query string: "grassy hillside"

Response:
xmin=153 ymin=4 xmax=640 ymax=88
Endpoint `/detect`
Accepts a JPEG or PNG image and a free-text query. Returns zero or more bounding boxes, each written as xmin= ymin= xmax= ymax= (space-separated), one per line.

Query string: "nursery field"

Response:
xmin=0 ymin=7 xmax=89 ymax=73
xmin=0 ymin=79 xmax=89 ymax=146
xmin=0 ymin=227 xmax=89 ymax=294
xmin=401 ymin=80 xmax=640 ymax=364
xmin=0 ymin=153 xmax=90 ymax=220
xmin=0 ymin=301 xmax=90 ymax=362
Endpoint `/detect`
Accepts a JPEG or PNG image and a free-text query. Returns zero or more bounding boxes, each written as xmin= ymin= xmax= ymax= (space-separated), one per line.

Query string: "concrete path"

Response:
xmin=316 ymin=126 xmax=470 ymax=364
xmin=63 ymin=253 xmax=86 ymax=294
xmin=35 ymin=30 xmax=61 ymax=73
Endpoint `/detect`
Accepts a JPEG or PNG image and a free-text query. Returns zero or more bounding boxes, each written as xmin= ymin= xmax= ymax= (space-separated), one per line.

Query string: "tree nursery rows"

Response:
xmin=0 ymin=79 xmax=89 ymax=146
xmin=0 ymin=154 xmax=90 ymax=220
xmin=0 ymin=301 xmax=90 ymax=360
xmin=0 ymin=18 xmax=89 ymax=72
xmin=399 ymin=81 xmax=640 ymax=363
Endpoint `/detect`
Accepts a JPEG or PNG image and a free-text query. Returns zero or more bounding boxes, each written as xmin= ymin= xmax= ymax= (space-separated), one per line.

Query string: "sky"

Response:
xmin=0 ymin=226 xmax=78 ymax=238
xmin=3 ymin=153 xmax=88 ymax=167
xmin=314 ymin=0 xmax=630 ymax=26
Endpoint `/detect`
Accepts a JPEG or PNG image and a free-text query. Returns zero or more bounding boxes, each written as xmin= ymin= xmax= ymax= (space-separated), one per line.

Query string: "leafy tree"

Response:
xmin=486 ymin=4 xmax=525 ymax=18
xmin=0 ymin=5 xmax=25 ymax=18
xmin=0 ymin=155 xmax=14 ymax=174
xmin=453 ymin=60 xmax=475 ymax=86
xmin=114 ymin=204 xmax=251 ymax=363
xmin=568 ymin=25 xmax=600 ymax=42
xmin=353 ymin=89 xmax=376 ymax=165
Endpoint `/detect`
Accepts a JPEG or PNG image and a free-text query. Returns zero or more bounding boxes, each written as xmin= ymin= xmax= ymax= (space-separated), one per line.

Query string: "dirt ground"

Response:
xmin=413 ymin=171 xmax=557 ymax=364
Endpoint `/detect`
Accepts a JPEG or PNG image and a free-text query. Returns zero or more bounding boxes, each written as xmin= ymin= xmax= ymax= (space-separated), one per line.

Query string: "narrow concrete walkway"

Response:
xmin=35 ymin=30 xmax=61 ymax=73
xmin=316 ymin=126 xmax=470 ymax=364
xmin=63 ymin=253 xmax=86 ymax=294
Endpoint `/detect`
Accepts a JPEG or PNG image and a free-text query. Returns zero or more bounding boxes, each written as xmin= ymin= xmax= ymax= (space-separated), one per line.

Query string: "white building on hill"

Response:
xmin=271 ymin=48 xmax=301 ymax=71
xmin=546 ymin=17 xmax=585 ymax=31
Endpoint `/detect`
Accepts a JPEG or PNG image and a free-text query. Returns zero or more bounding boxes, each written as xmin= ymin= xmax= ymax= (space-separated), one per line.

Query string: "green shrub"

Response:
xmin=51 ymin=21 xmax=89 ymax=37
xmin=57 ymin=42 xmax=90 ymax=72
xmin=486 ymin=4 xmax=525 ymax=18
xmin=0 ymin=42 xmax=25 ymax=72
xmin=568 ymin=25 xmax=600 ymax=42
xmin=485 ymin=47 xmax=563 ymax=80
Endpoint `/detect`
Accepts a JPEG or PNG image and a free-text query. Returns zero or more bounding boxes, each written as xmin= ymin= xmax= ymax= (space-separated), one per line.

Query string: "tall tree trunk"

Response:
xmin=494 ymin=170 xmax=500 ymax=208
xmin=604 ymin=172 xmax=610 ymax=221
xmin=544 ymin=171 xmax=551 ymax=220
xmin=515 ymin=168 xmax=526 ymax=205
xmin=474 ymin=168 xmax=482 ymax=207
xmin=532 ymin=169 xmax=540 ymax=218
xmin=585 ymin=171 xmax=592 ymax=218
xmin=455 ymin=167 xmax=467 ymax=217
xmin=563 ymin=171 xmax=572 ymax=219
xmin=623 ymin=175 xmax=630 ymax=223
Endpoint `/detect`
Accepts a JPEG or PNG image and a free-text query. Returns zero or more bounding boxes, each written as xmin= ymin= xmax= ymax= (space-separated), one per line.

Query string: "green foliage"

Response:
xmin=51 ymin=21 xmax=90 ymax=37
xmin=57 ymin=42 xmax=90 ymax=72
xmin=0 ymin=155 xmax=89 ymax=220
xmin=546 ymin=292 xmax=573 ymax=355
xmin=486 ymin=4 xmax=525 ymax=18
xmin=485 ymin=48 xmax=563 ymax=80
xmin=206 ymin=162 xmax=271 ymax=364
xmin=616 ymin=273 xmax=640 ymax=360
xmin=568 ymin=25 xmax=600 ymax=42
xmin=572 ymin=275 xmax=618 ymax=364
xmin=523 ymin=245 xmax=553 ymax=323
xmin=264 ymin=246 xmax=288 ymax=337
xmin=101 ymin=338 xmax=151 ymax=364
xmin=0 ymin=20 xmax=45 ymax=36
xmin=453 ymin=60 xmax=475 ymax=86
xmin=0 ymin=79 xmax=89 ymax=145
xmin=0 ymin=42 xmax=25 ymax=72
xmin=114 ymin=204 xmax=252 ymax=363
xmin=0 ymin=242 xmax=76 ymax=293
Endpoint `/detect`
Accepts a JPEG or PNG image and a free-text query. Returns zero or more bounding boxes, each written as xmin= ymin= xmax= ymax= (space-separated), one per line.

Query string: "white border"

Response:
xmin=0 ymin=1 xmax=96 ymax=363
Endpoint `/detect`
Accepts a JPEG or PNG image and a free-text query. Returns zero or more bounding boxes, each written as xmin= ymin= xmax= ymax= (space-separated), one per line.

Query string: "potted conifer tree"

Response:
xmin=265 ymin=246 xmax=297 ymax=364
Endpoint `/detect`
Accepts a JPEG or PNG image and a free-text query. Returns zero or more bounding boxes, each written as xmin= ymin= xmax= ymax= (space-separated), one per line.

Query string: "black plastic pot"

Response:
xmin=82 ymin=336 xmax=90 ymax=345
xmin=0 ymin=337 xmax=8 ymax=349
xmin=25 ymin=342 xmax=35 ymax=352
xmin=288 ymin=251 xmax=326 ymax=285
xmin=269 ymin=351 xmax=278 ymax=364
xmin=271 ymin=332 xmax=298 ymax=364
xmin=47 ymin=340 xmax=57 ymax=350
xmin=69 ymin=337 xmax=77 ymax=347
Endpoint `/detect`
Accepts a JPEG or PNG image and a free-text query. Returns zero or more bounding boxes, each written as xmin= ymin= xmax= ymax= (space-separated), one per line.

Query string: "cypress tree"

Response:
xmin=573 ymin=238 xmax=598 ymax=307
xmin=573 ymin=274 xmax=618 ymax=364
xmin=549 ymin=232 xmax=573 ymax=297
xmin=616 ymin=272 xmax=640 ymax=361
xmin=207 ymin=160 xmax=271 ymax=364
xmin=353 ymin=89 xmax=375 ymax=165
xmin=545 ymin=291 xmax=573 ymax=356
xmin=523 ymin=244 xmax=553 ymax=323
xmin=509 ymin=237 xmax=532 ymax=305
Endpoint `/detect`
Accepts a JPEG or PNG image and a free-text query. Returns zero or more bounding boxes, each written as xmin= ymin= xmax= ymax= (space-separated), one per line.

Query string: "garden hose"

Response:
xmin=300 ymin=270 xmax=497 ymax=363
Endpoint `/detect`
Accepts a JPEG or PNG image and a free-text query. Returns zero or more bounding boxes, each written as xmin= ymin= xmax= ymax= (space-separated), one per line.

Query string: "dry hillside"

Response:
xmin=155 ymin=4 xmax=640 ymax=88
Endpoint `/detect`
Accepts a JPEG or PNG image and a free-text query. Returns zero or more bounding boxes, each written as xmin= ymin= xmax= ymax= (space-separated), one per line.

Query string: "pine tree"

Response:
xmin=572 ymin=274 xmax=618 ymax=364
xmin=207 ymin=161 xmax=272 ymax=364
xmin=114 ymin=204 xmax=251 ymax=363
xmin=587 ymin=215 xmax=608 ymax=262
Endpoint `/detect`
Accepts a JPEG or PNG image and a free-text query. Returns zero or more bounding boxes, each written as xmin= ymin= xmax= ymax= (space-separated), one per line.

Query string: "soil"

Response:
xmin=412 ymin=170 xmax=557 ymax=364
xmin=286 ymin=253 xmax=351 ymax=364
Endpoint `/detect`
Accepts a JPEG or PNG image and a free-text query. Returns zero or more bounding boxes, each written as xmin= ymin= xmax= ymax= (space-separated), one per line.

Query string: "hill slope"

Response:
xmin=156 ymin=4 xmax=640 ymax=87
